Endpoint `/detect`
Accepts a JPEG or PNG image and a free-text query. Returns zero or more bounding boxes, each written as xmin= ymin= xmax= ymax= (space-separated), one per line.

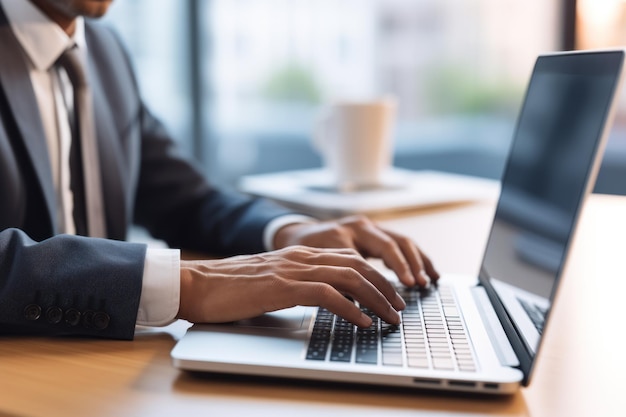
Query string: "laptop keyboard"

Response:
xmin=306 ymin=285 xmax=477 ymax=372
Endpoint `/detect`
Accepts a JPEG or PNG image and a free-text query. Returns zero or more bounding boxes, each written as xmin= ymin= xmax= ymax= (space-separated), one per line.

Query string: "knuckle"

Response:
xmin=380 ymin=239 xmax=401 ymax=255
xmin=344 ymin=254 xmax=370 ymax=270
xmin=380 ymin=234 xmax=398 ymax=247
xmin=328 ymin=224 xmax=347 ymax=238
xmin=336 ymin=266 xmax=367 ymax=288
xmin=266 ymin=274 xmax=289 ymax=290
xmin=310 ymin=282 xmax=337 ymax=302
xmin=343 ymin=214 xmax=370 ymax=228
xmin=344 ymin=248 xmax=362 ymax=259
xmin=395 ymin=235 xmax=413 ymax=246
xmin=283 ymin=245 xmax=311 ymax=259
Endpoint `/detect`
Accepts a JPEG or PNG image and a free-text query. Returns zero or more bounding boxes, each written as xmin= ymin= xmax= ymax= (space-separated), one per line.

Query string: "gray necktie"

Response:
xmin=56 ymin=47 xmax=106 ymax=237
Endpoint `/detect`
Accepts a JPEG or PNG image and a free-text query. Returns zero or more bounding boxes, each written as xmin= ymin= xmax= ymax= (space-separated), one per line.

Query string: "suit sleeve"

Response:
xmin=0 ymin=228 xmax=146 ymax=339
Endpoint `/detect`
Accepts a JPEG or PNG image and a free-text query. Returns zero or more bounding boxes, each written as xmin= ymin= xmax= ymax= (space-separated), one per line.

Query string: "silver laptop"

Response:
xmin=171 ymin=50 xmax=625 ymax=394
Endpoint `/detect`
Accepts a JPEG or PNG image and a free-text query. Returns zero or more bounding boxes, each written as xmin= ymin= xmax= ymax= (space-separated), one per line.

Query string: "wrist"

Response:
xmin=264 ymin=214 xmax=317 ymax=251
xmin=177 ymin=261 xmax=195 ymax=321
xmin=273 ymin=222 xmax=307 ymax=249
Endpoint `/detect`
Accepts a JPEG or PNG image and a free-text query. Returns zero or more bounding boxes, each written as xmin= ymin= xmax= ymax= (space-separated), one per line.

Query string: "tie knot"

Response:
xmin=56 ymin=47 xmax=88 ymax=88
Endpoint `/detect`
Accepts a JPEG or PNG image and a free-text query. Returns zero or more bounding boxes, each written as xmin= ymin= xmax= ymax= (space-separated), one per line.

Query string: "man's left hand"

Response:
xmin=273 ymin=215 xmax=439 ymax=288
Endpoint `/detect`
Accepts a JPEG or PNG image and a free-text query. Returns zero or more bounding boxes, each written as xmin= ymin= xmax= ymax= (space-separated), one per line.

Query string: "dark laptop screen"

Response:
xmin=478 ymin=51 xmax=623 ymax=378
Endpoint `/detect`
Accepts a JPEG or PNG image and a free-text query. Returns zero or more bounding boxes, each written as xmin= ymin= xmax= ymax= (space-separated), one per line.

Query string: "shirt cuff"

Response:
xmin=137 ymin=247 xmax=181 ymax=326
xmin=263 ymin=214 xmax=317 ymax=251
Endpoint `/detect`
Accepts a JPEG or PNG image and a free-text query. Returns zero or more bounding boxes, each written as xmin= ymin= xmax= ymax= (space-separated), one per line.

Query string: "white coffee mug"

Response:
xmin=313 ymin=97 xmax=396 ymax=191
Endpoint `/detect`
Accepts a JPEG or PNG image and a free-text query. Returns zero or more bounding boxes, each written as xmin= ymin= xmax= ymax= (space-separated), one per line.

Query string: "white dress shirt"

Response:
xmin=2 ymin=0 xmax=312 ymax=327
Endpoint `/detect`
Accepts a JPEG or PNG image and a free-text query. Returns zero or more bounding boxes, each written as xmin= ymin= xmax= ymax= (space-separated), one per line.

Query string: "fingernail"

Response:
xmin=394 ymin=293 xmax=406 ymax=310
xmin=420 ymin=271 xmax=431 ymax=288
xmin=403 ymin=272 xmax=418 ymax=287
xmin=388 ymin=306 xmax=401 ymax=325
xmin=391 ymin=309 xmax=401 ymax=325
xmin=360 ymin=312 xmax=373 ymax=327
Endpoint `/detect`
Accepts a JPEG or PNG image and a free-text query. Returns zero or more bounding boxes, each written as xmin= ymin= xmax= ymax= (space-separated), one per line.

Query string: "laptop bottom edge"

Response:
xmin=172 ymin=356 xmax=521 ymax=394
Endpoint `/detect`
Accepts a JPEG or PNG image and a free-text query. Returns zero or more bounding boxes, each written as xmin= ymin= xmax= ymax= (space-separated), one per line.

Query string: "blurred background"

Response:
xmin=102 ymin=0 xmax=626 ymax=194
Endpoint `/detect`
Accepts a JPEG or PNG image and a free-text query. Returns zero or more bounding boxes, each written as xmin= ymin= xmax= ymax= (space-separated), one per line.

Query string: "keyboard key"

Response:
xmin=383 ymin=354 xmax=403 ymax=366
xmin=408 ymin=357 xmax=430 ymax=368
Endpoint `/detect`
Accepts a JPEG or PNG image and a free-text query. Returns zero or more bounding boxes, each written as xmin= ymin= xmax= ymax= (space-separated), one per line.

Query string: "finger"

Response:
xmin=347 ymin=222 xmax=420 ymax=287
xmin=418 ymin=247 xmax=440 ymax=283
xmin=292 ymin=281 xmax=373 ymax=327
xmin=383 ymin=229 xmax=438 ymax=287
xmin=303 ymin=264 xmax=402 ymax=325
xmin=305 ymin=252 xmax=406 ymax=312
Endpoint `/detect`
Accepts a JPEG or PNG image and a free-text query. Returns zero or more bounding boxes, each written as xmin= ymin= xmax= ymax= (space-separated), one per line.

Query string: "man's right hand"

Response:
xmin=177 ymin=246 xmax=407 ymax=327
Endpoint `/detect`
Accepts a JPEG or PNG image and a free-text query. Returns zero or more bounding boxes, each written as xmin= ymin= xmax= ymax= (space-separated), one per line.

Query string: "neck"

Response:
xmin=29 ymin=0 xmax=77 ymax=36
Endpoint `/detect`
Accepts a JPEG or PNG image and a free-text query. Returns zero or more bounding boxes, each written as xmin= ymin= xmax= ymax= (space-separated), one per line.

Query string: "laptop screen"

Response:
xmin=478 ymin=50 xmax=624 ymax=380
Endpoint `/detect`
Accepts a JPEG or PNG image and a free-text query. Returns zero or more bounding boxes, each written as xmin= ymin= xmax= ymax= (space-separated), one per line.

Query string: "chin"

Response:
xmin=48 ymin=0 xmax=115 ymax=19
xmin=80 ymin=0 xmax=114 ymax=18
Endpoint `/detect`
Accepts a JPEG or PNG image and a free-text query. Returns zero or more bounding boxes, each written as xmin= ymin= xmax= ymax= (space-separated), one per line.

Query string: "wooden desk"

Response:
xmin=2 ymin=194 xmax=625 ymax=417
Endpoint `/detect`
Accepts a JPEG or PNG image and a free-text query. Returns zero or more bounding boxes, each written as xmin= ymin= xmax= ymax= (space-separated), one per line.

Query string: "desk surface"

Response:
xmin=2 ymin=194 xmax=625 ymax=417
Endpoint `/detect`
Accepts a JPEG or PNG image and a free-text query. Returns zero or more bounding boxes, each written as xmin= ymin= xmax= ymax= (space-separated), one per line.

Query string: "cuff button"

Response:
xmin=93 ymin=312 xmax=110 ymax=330
xmin=24 ymin=304 xmax=42 ymax=321
xmin=82 ymin=310 xmax=95 ymax=329
xmin=46 ymin=306 xmax=63 ymax=324
xmin=64 ymin=308 xmax=82 ymax=326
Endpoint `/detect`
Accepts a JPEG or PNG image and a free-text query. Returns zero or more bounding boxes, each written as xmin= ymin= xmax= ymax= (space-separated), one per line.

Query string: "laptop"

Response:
xmin=171 ymin=49 xmax=626 ymax=394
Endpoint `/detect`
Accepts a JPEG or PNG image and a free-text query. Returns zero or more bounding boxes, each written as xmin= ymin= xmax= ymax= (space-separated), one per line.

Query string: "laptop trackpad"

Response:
xmin=231 ymin=306 xmax=309 ymax=330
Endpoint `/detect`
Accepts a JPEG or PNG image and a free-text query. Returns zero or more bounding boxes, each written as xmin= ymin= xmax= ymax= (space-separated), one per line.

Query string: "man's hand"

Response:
xmin=177 ymin=246 xmax=406 ymax=327
xmin=273 ymin=215 xmax=439 ymax=287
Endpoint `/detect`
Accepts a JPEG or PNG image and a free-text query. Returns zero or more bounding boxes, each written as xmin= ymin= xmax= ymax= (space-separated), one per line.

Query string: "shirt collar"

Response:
xmin=1 ymin=0 xmax=87 ymax=71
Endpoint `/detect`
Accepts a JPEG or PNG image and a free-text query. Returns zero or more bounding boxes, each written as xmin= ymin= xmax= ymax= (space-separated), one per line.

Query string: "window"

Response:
xmin=202 ymin=0 xmax=560 ymax=184
xmin=103 ymin=1 xmax=192 ymax=154
xmin=576 ymin=0 xmax=626 ymax=194
xmin=106 ymin=0 xmax=573 ymax=188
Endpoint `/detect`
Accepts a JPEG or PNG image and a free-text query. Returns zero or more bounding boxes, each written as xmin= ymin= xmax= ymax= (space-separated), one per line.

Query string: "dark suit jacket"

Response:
xmin=0 ymin=8 xmax=294 ymax=339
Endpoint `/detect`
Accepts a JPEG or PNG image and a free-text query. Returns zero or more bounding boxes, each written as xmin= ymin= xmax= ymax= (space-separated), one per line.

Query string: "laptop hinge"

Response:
xmin=471 ymin=286 xmax=520 ymax=367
